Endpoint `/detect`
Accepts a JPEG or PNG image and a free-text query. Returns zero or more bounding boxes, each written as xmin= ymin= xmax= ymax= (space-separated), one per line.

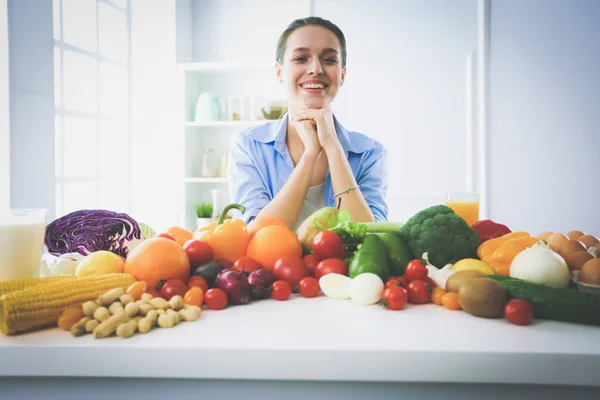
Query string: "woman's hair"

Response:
xmin=276 ymin=17 xmax=347 ymax=68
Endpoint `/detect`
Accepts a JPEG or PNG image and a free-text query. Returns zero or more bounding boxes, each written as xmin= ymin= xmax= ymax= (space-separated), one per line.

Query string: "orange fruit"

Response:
xmin=165 ymin=226 xmax=194 ymax=246
xmin=124 ymin=237 xmax=190 ymax=290
xmin=246 ymin=225 xmax=302 ymax=271
xmin=247 ymin=216 xmax=288 ymax=241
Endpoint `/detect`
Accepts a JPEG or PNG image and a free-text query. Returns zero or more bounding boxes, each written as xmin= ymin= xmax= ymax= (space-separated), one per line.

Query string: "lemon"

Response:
xmin=75 ymin=250 xmax=125 ymax=277
xmin=451 ymin=258 xmax=494 ymax=275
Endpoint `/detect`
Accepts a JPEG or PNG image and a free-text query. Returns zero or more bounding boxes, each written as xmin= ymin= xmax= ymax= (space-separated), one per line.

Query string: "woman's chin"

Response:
xmin=303 ymin=97 xmax=327 ymax=110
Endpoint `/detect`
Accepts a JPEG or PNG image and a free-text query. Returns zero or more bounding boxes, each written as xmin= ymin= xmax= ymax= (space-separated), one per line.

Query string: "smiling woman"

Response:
xmin=227 ymin=17 xmax=389 ymax=231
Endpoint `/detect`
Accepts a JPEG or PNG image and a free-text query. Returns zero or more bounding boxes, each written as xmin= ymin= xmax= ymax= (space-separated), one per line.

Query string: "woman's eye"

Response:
xmin=293 ymin=56 xmax=307 ymax=62
xmin=323 ymin=58 xmax=338 ymax=64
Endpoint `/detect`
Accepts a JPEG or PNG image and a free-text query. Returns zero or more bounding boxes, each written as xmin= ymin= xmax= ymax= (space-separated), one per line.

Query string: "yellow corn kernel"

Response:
xmin=0 ymin=273 xmax=136 ymax=335
xmin=0 ymin=275 xmax=78 ymax=296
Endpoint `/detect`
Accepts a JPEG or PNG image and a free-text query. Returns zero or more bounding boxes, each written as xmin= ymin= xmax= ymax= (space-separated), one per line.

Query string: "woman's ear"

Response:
xmin=340 ymin=66 xmax=347 ymax=86
xmin=276 ymin=62 xmax=283 ymax=83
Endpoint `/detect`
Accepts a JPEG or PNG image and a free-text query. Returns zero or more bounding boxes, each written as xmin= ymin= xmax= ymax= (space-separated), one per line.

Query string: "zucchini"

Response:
xmin=488 ymin=276 xmax=600 ymax=326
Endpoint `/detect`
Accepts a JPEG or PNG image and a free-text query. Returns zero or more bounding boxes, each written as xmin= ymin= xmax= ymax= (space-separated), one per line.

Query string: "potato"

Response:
xmin=446 ymin=270 xmax=486 ymax=293
xmin=458 ymin=278 xmax=506 ymax=318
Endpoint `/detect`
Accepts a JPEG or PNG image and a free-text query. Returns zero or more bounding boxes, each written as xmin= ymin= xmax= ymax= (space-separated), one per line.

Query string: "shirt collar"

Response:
xmin=248 ymin=112 xmax=376 ymax=156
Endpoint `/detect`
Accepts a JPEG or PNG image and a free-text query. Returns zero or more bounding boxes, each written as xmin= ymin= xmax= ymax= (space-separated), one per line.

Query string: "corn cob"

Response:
xmin=0 ymin=275 xmax=79 ymax=296
xmin=0 ymin=273 xmax=136 ymax=335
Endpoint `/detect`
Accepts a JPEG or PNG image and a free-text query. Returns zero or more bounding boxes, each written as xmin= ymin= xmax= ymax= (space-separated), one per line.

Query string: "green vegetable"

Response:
xmin=488 ymin=276 xmax=600 ymax=326
xmin=399 ymin=205 xmax=480 ymax=268
xmin=382 ymin=232 xmax=413 ymax=276
xmin=348 ymin=234 xmax=389 ymax=281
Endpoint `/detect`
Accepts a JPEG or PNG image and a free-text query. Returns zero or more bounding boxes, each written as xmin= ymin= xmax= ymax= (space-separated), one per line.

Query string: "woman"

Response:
xmin=228 ymin=17 xmax=388 ymax=230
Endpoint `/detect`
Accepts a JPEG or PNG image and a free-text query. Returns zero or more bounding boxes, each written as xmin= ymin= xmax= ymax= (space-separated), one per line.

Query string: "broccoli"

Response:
xmin=399 ymin=205 xmax=481 ymax=268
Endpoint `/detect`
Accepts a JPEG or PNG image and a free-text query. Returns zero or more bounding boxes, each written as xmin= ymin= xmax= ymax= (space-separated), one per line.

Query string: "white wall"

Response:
xmin=489 ymin=0 xmax=600 ymax=236
xmin=7 ymin=0 xmax=55 ymax=218
xmin=0 ymin=0 xmax=9 ymax=211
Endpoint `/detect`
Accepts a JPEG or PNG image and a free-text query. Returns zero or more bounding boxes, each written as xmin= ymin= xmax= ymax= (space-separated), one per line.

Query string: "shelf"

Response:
xmin=184 ymin=177 xmax=228 ymax=184
xmin=178 ymin=61 xmax=273 ymax=73
xmin=184 ymin=120 xmax=266 ymax=128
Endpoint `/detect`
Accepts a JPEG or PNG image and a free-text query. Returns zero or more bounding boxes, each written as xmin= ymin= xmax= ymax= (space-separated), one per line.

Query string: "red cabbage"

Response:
xmin=45 ymin=209 xmax=143 ymax=258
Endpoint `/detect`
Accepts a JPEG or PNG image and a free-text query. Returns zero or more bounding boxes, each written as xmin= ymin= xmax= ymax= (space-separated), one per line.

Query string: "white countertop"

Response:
xmin=1 ymin=295 xmax=599 ymax=386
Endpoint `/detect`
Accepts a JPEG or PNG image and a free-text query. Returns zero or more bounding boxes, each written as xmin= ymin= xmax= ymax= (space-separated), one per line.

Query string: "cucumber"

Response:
xmin=488 ymin=276 xmax=600 ymax=326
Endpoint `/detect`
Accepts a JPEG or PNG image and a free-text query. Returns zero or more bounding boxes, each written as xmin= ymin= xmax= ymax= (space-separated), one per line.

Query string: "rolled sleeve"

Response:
xmin=227 ymin=133 xmax=271 ymax=224
xmin=357 ymin=146 xmax=389 ymax=222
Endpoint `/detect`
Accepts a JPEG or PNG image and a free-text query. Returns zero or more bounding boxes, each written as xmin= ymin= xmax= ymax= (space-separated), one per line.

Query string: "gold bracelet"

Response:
xmin=334 ymin=185 xmax=360 ymax=198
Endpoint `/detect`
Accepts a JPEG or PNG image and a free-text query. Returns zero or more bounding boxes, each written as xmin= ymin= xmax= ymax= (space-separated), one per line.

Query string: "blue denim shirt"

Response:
xmin=227 ymin=113 xmax=388 ymax=224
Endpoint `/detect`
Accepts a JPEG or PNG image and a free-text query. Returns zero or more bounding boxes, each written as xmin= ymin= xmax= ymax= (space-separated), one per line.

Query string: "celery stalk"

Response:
xmin=364 ymin=222 xmax=403 ymax=233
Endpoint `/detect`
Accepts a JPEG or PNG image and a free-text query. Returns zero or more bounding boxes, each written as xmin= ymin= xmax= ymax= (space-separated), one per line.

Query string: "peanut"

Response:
xmin=157 ymin=309 xmax=167 ymax=316
xmin=119 ymin=294 xmax=134 ymax=305
xmin=150 ymin=297 xmax=169 ymax=310
xmin=169 ymin=295 xmax=184 ymax=311
xmin=97 ymin=287 xmax=125 ymax=306
xmin=140 ymin=293 xmax=154 ymax=302
xmin=82 ymin=300 xmax=100 ymax=317
xmin=85 ymin=319 xmax=100 ymax=333
xmin=93 ymin=307 xmax=111 ymax=322
xmin=179 ymin=305 xmax=202 ymax=322
xmin=166 ymin=309 xmax=181 ymax=325
xmin=138 ymin=303 xmax=155 ymax=316
xmin=116 ymin=319 xmax=138 ymax=338
xmin=157 ymin=313 xmax=175 ymax=328
xmin=138 ymin=310 xmax=158 ymax=334
xmin=93 ymin=312 xmax=129 ymax=339
xmin=124 ymin=301 xmax=140 ymax=317
xmin=108 ymin=302 xmax=124 ymax=315
xmin=70 ymin=317 xmax=91 ymax=337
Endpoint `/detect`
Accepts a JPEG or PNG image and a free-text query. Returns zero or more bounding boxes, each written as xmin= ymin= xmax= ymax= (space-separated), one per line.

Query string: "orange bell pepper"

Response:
xmin=487 ymin=236 xmax=541 ymax=276
xmin=195 ymin=203 xmax=249 ymax=264
xmin=477 ymin=231 xmax=530 ymax=260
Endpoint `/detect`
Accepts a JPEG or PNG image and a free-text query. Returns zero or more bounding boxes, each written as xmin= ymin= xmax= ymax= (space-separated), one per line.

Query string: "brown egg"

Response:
xmin=546 ymin=232 xmax=569 ymax=252
xmin=578 ymin=234 xmax=599 ymax=249
xmin=566 ymin=230 xmax=586 ymax=240
xmin=538 ymin=231 xmax=553 ymax=241
xmin=558 ymin=239 xmax=587 ymax=260
xmin=566 ymin=250 xmax=594 ymax=271
xmin=578 ymin=258 xmax=600 ymax=285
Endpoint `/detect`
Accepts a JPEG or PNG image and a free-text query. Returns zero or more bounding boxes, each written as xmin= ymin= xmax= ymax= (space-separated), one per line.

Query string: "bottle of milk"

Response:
xmin=0 ymin=209 xmax=47 ymax=281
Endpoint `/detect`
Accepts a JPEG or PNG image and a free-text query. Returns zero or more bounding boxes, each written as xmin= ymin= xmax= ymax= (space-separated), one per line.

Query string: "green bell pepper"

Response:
xmin=382 ymin=231 xmax=414 ymax=277
xmin=348 ymin=234 xmax=389 ymax=281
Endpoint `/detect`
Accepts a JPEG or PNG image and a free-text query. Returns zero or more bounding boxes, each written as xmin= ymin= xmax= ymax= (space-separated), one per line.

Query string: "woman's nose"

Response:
xmin=307 ymin=59 xmax=323 ymax=75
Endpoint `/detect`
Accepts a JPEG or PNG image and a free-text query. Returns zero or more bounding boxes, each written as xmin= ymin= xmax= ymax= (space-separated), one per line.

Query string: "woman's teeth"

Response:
xmin=301 ymin=83 xmax=325 ymax=89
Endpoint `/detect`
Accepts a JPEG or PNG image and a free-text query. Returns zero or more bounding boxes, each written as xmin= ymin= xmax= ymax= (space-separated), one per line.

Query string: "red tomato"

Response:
xmin=405 ymin=260 xmax=428 ymax=281
xmin=314 ymin=258 xmax=348 ymax=280
xmin=183 ymin=287 xmax=204 ymax=307
xmin=504 ymin=299 xmax=534 ymax=326
xmin=397 ymin=276 xmax=410 ymax=288
xmin=156 ymin=233 xmax=176 ymax=241
xmin=158 ymin=279 xmax=188 ymax=301
xmin=406 ymin=279 xmax=430 ymax=304
xmin=302 ymin=254 xmax=320 ymax=277
xmin=312 ymin=231 xmax=345 ymax=260
xmin=204 ymin=288 xmax=228 ymax=310
xmin=385 ymin=278 xmax=401 ymax=289
xmin=273 ymin=256 xmax=309 ymax=287
xmin=381 ymin=286 xmax=408 ymax=310
xmin=271 ymin=280 xmax=292 ymax=301
xmin=188 ymin=275 xmax=209 ymax=294
xmin=232 ymin=256 xmax=262 ymax=274
xmin=183 ymin=239 xmax=213 ymax=270
xmin=299 ymin=277 xmax=320 ymax=298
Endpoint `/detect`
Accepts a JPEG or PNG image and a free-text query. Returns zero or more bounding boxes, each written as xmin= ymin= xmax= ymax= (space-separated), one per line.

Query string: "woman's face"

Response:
xmin=277 ymin=25 xmax=346 ymax=113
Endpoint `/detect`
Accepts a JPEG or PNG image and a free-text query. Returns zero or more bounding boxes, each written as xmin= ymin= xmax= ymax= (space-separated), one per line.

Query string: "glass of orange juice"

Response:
xmin=446 ymin=192 xmax=480 ymax=227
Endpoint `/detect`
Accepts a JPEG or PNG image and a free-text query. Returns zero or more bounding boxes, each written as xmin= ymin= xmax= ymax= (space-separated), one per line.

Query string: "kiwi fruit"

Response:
xmin=445 ymin=270 xmax=486 ymax=293
xmin=458 ymin=278 xmax=506 ymax=318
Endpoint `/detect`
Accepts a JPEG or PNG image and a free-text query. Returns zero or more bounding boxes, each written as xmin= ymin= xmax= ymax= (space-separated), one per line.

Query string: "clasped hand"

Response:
xmin=292 ymin=108 xmax=342 ymax=157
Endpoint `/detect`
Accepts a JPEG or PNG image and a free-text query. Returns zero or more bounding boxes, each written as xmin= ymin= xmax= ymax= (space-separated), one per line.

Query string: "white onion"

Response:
xmin=509 ymin=242 xmax=570 ymax=288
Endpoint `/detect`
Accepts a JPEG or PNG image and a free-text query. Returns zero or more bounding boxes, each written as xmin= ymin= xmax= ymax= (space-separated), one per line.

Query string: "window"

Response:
xmin=53 ymin=0 xmax=131 ymax=217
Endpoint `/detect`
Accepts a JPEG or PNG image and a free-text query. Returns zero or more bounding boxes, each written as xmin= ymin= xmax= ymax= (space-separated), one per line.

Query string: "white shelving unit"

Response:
xmin=178 ymin=61 xmax=284 ymax=231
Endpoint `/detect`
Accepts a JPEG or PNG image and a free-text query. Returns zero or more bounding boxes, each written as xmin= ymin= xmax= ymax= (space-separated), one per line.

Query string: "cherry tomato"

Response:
xmin=273 ymin=256 xmax=309 ymax=287
xmin=187 ymin=275 xmax=209 ymax=294
xmin=314 ymin=258 xmax=348 ymax=280
xmin=397 ymin=276 xmax=410 ymax=288
xmin=232 ymin=256 xmax=262 ymax=274
xmin=299 ymin=277 xmax=320 ymax=298
xmin=431 ymin=287 xmax=446 ymax=305
xmin=158 ymin=279 xmax=189 ymax=301
xmin=302 ymin=254 xmax=320 ymax=277
xmin=271 ymin=280 xmax=292 ymax=301
xmin=385 ymin=278 xmax=401 ymax=289
xmin=183 ymin=239 xmax=213 ymax=270
xmin=405 ymin=260 xmax=428 ymax=281
xmin=381 ymin=285 xmax=408 ymax=310
xmin=204 ymin=288 xmax=228 ymax=310
xmin=504 ymin=299 xmax=534 ymax=326
xmin=312 ymin=231 xmax=345 ymax=260
xmin=183 ymin=287 xmax=204 ymax=307
xmin=441 ymin=292 xmax=462 ymax=310
xmin=126 ymin=281 xmax=147 ymax=301
xmin=406 ymin=279 xmax=430 ymax=304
